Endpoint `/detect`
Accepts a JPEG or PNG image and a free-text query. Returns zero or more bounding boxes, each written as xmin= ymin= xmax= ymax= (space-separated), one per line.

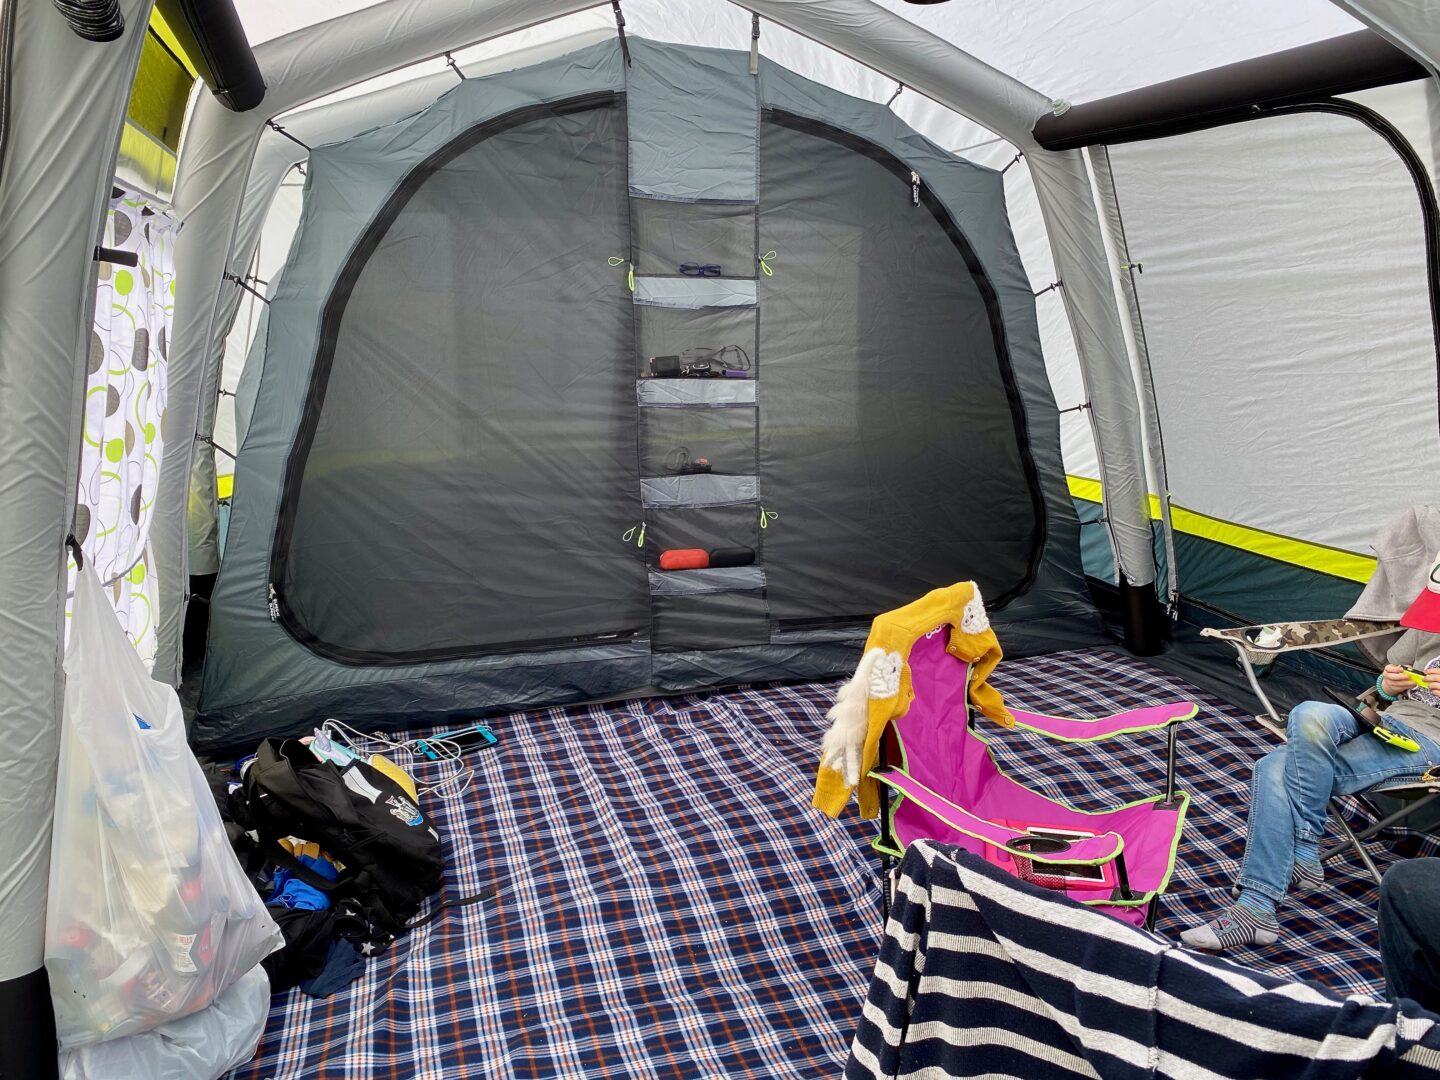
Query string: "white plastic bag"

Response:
xmin=45 ymin=567 xmax=282 ymax=1048
xmin=59 ymin=964 xmax=272 ymax=1080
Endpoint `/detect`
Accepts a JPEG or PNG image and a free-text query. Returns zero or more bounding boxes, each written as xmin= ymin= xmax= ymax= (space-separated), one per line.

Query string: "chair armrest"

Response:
xmin=869 ymin=768 xmax=1124 ymax=865
xmin=1007 ymin=701 xmax=1197 ymax=743
xmin=1200 ymin=619 xmax=1399 ymax=657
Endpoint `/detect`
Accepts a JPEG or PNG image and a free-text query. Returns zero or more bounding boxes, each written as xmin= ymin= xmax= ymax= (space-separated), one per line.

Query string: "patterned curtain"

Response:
xmin=69 ymin=188 xmax=178 ymax=665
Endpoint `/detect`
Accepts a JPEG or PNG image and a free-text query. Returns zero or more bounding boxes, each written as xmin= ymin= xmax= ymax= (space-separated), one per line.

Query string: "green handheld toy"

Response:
xmin=1372 ymin=723 xmax=1422 ymax=753
xmin=1401 ymin=666 xmax=1434 ymax=687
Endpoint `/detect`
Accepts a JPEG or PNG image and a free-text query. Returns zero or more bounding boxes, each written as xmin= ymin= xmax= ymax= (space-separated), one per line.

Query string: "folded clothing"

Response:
xmin=299 ymin=940 xmax=367 ymax=998
xmin=267 ymin=840 xmax=339 ymax=911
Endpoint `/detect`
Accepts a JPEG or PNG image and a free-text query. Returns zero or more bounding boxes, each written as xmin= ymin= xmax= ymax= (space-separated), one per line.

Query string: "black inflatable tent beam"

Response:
xmin=1033 ymin=28 xmax=1432 ymax=658
xmin=154 ymin=0 xmax=265 ymax=113
xmin=1032 ymin=29 xmax=1427 ymax=151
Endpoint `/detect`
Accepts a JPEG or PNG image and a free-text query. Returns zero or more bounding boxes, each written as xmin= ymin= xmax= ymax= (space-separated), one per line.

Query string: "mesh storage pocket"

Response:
xmin=639 ymin=406 xmax=757 ymax=477
xmin=636 ymin=305 xmax=756 ymax=378
xmin=650 ymin=590 xmax=770 ymax=652
xmin=644 ymin=504 xmax=760 ymax=568
xmin=633 ymin=198 xmax=757 ymax=278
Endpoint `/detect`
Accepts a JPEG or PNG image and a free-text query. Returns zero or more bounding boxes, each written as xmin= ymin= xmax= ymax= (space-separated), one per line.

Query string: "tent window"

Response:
xmin=128 ymin=29 xmax=191 ymax=152
xmin=756 ymin=111 xmax=1044 ymax=626
xmin=273 ymin=94 xmax=648 ymax=663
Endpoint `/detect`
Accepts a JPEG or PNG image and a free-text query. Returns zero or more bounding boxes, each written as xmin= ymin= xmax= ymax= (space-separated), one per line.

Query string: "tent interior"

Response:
xmin=4 ymin=0 xmax=1440 ymax=1076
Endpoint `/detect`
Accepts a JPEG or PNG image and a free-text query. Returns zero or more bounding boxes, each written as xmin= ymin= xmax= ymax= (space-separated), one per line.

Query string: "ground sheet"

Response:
xmin=228 ymin=648 xmax=1428 ymax=1078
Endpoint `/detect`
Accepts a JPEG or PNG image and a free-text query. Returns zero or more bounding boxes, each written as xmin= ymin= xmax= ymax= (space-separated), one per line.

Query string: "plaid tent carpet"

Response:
xmin=226 ymin=647 xmax=1435 ymax=1079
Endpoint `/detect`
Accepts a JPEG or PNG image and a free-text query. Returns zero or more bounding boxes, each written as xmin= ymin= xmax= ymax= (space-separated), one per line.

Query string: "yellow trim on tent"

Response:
xmin=118 ymin=121 xmax=177 ymax=195
xmin=1066 ymin=475 xmax=1375 ymax=584
xmin=148 ymin=8 xmax=199 ymax=79
xmin=217 ymin=473 xmax=234 ymax=500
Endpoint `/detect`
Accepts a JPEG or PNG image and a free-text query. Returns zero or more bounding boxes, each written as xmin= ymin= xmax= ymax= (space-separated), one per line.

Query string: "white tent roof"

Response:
xmin=232 ymin=0 xmax=1365 ymax=104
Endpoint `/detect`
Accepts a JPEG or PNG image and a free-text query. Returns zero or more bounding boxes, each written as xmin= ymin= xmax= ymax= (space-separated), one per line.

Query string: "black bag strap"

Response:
xmin=266 ymin=839 xmax=341 ymax=892
xmin=406 ymin=885 xmax=497 ymax=929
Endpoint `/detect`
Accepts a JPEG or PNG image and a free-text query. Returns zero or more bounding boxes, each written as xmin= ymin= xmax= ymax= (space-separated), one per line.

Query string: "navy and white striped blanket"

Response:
xmin=849 ymin=840 xmax=1440 ymax=1080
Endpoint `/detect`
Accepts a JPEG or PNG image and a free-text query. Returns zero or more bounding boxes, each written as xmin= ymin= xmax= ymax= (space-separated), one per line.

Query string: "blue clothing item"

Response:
xmin=267 ymin=852 xmax=338 ymax=911
xmin=1237 ymin=701 xmax=1440 ymax=905
xmin=299 ymin=939 xmax=367 ymax=998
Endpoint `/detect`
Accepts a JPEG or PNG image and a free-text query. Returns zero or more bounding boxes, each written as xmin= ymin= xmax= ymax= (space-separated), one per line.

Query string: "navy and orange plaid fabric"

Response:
xmin=227 ymin=648 xmax=1432 ymax=1078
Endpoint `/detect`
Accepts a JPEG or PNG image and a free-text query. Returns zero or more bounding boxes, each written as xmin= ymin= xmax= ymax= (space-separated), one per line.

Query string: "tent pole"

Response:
xmin=1118 ymin=579 xmax=1164 ymax=657
xmin=0 ymin=0 xmax=155 ymax=1071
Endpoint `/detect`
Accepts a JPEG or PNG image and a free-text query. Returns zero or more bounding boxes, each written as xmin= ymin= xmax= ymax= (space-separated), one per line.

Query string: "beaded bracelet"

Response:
xmin=1376 ymin=672 xmax=1401 ymax=702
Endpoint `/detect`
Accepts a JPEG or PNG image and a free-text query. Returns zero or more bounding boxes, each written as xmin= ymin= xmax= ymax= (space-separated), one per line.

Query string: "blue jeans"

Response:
xmin=1237 ymin=701 xmax=1440 ymax=904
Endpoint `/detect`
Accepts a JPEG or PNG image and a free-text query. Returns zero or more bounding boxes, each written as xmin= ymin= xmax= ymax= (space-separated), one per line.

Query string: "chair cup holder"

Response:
xmin=1007 ymin=835 xmax=1071 ymax=855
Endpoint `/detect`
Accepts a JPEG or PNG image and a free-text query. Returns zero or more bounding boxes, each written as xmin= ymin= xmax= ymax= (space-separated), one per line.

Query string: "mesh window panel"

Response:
xmin=275 ymin=97 xmax=648 ymax=661
xmin=639 ymin=405 xmax=758 ymax=477
xmin=757 ymin=113 xmax=1041 ymax=626
xmin=632 ymin=198 xmax=757 ymax=278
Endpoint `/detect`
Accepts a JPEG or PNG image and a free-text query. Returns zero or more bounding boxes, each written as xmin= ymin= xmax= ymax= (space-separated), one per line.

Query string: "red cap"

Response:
xmin=1400 ymin=553 xmax=1440 ymax=632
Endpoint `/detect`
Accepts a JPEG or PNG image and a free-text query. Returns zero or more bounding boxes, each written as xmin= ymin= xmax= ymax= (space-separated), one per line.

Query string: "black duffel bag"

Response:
xmin=240 ymin=739 xmax=445 ymax=942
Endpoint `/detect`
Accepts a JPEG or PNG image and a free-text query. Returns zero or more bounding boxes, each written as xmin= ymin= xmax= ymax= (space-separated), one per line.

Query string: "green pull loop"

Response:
xmin=759 ymin=250 xmax=777 ymax=277
xmin=607 ymin=256 xmax=636 ymax=293
xmin=623 ymin=521 xmax=647 ymax=547
xmin=759 ymin=507 xmax=778 ymax=529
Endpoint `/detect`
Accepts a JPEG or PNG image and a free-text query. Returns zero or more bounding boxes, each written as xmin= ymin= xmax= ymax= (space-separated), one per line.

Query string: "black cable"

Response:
xmin=682 ymin=344 xmax=751 ymax=371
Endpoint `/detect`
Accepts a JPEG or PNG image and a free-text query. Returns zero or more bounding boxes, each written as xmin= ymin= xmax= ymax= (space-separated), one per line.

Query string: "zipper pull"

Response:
xmin=622 ymin=521 xmax=647 ymax=548
xmin=910 ymin=171 xmax=920 ymax=207
xmin=759 ymin=507 xmax=778 ymax=529
xmin=267 ymin=583 xmax=280 ymax=622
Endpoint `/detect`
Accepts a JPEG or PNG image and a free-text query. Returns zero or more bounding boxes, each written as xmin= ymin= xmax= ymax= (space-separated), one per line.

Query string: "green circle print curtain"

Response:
xmin=68 ymin=188 xmax=178 ymax=666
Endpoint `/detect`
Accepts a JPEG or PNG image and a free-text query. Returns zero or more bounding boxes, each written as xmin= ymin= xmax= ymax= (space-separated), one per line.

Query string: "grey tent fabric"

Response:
xmin=0 ymin=0 xmax=154 ymax=983
xmin=634 ymin=276 xmax=757 ymax=309
xmin=627 ymin=39 xmax=759 ymax=203
xmin=196 ymin=38 xmax=1103 ymax=749
xmin=232 ymin=296 xmax=270 ymax=455
xmin=278 ymin=96 xmax=644 ymax=662
xmin=160 ymin=0 xmax=1154 ymax=686
xmin=756 ymin=111 xmax=1036 ymax=624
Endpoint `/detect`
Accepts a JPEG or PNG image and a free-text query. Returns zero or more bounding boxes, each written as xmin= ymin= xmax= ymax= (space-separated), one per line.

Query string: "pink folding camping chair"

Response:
xmin=870 ymin=628 xmax=1196 ymax=928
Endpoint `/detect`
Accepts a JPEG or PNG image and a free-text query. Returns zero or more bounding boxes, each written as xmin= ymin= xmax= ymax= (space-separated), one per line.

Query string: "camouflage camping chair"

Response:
xmin=1199 ymin=618 xmax=1400 ymax=738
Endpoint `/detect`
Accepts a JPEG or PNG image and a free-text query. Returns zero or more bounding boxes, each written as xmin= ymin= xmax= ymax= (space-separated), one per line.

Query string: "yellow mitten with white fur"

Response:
xmin=812 ymin=581 xmax=1012 ymax=819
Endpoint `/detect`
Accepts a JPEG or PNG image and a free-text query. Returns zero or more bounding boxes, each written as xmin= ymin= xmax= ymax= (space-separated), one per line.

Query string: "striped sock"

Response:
xmin=1291 ymin=859 xmax=1325 ymax=892
xmin=1180 ymin=901 xmax=1280 ymax=952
